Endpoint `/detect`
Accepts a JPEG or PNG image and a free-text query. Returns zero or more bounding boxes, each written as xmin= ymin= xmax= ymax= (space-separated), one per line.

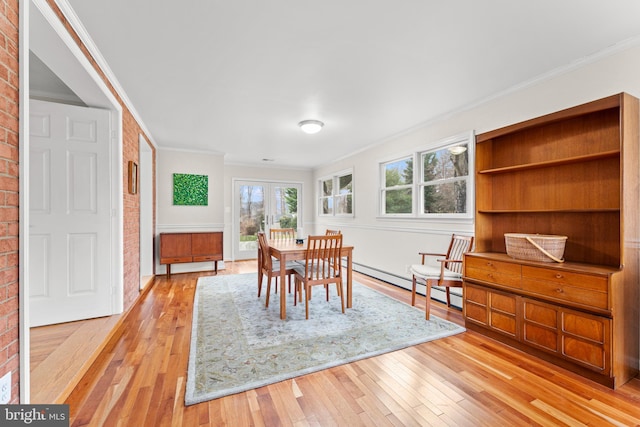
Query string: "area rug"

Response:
xmin=185 ymin=273 xmax=465 ymax=405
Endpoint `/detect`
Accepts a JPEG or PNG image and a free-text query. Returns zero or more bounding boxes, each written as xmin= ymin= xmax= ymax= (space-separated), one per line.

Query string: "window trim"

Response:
xmin=318 ymin=168 xmax=354 ymax=217
xmin=379 ymin=131 xmax=475 ymax=219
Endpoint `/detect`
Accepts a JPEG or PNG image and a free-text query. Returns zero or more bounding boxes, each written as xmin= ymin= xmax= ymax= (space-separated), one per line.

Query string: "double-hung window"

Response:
xmin=319 ymin=170 xmax=353 ymax=216
xmin=381 ymin=157 xmax=414 ymax=215
xmin=380 ymin=132 xmax=473 ymax=218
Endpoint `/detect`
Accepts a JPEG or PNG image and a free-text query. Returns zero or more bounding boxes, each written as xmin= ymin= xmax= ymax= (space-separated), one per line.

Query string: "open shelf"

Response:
xmin=478 ymin=150 xmax=620 ymax=175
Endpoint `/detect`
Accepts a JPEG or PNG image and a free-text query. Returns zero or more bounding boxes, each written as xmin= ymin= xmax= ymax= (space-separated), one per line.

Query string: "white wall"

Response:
xmin=223 ymin=163 xmax=314 ymax=260
xmin=313 ymin=42 xmax=640 ymax=303
xmin=156 ymin=148 xmax=225 ymax=274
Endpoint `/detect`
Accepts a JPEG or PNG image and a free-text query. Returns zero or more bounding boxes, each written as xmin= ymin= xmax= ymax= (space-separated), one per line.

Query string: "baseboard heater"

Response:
xmin=351 ymin=262 xmax=463 ymax=311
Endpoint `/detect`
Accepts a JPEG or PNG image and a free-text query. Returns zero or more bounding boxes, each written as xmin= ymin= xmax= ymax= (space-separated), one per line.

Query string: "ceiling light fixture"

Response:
xmin=298 ymin=119 xmax=324 ymax=134
xmin=448 ymin=145 xmax=467 ymax=155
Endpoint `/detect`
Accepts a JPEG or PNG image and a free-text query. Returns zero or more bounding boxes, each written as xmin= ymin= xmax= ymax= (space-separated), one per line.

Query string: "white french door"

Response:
xmin=233 ymin=180 xmax=302 ymax=260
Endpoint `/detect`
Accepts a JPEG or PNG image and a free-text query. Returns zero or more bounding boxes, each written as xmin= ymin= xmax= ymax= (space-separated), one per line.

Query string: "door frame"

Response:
xmin=19 ymin=0 xmax=124 ymax=402
xmin=232 ymin=179 xmax=303 ymax=260
xmin=139 ymin=135 xmax=154 ymax=289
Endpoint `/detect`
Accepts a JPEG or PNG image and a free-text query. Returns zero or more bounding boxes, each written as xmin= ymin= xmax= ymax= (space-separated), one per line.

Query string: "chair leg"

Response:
xmin=339 ymin=281 xmax=345 ymax=314
xmin=258 ymin=271 xmax=263 ymax=297
xmin=265 ymin=276 xmax=272 ymax=307
xmin=425 ymin=280 xmax=432 ymax=320
xmin=411 ymin=275 xmax=417 ymax=306
xmin=446 ymin=287 xmax=451 ymax=307
xmin=305 ymin=284 xmax=311 ymax=319
xmin=293 ymin=277 xmax=298 ymax=306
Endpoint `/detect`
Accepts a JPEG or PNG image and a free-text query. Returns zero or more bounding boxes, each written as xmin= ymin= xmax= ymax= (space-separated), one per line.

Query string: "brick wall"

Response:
xmin=0 ymin=0 xmax=20 ymax=404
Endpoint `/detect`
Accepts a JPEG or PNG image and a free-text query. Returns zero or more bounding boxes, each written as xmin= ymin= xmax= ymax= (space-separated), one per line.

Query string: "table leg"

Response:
xmin=280 ymin=254 xmax=287 ymax=320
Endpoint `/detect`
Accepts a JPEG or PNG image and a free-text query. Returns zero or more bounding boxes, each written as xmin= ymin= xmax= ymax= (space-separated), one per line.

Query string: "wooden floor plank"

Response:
xmin=53 ymin=260 xmax=640 ymax=426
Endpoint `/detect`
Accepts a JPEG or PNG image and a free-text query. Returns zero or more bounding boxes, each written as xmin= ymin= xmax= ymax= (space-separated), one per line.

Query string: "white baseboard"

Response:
xmin=353 ymin=262 xmax=462 ymax=310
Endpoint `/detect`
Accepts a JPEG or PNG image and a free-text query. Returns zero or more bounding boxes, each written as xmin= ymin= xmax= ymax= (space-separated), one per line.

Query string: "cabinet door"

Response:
xmin=192 ymin=232 xmax=223 ymax=261
xmin=464 ymin=283 xmax=518 ymax=338
xmin=523 ymin=298 xmax=610 ymax=374
xmin=160 ymin=233 xmax=192 ymax=263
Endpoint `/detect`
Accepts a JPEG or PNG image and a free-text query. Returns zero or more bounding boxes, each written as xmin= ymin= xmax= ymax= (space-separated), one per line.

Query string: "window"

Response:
xmin=381 ymin=157 xmax=413 ymax=215
xmin=319 ymin=170 xmax=353 ymax=216
xmin=420 ymin=144 xmax=468 ymax=215
xmin=380 ymin=132 xmax=473 ymax=218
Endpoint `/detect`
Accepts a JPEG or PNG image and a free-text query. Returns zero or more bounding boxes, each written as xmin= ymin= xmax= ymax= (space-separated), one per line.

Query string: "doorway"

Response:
xmin=233 ymin=180 xmax=302 ymax=260
xmin=22 ymin=0 xmax=124 ymax=402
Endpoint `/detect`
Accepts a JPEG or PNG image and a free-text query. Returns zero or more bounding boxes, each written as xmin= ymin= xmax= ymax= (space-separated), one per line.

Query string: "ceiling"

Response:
xmin=56 ymin=0 xmax=640 ymax=168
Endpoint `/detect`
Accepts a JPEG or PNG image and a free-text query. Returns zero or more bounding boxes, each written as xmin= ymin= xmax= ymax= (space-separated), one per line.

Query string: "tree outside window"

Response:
xmin=382 ymin=157 xmax=413 ymax=214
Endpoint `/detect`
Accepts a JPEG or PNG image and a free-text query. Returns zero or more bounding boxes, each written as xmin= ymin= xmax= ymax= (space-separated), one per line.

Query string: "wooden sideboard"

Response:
xmin=160 ymin=232 xmax=223 ymax=276
xmin=464 ymin=93 xmax=639 ymax=388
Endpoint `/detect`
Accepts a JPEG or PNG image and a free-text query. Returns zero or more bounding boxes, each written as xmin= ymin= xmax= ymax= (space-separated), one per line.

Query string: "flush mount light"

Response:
xmin=298 ymin=119 xmax=324 ymax=134
xmin=448 ymin=145 xmax=467 ymax=155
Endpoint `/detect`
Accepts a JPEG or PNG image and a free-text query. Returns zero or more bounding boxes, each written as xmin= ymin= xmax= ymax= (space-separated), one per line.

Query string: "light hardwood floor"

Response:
xmin=60 ymin=261 xmax=640 ymax=426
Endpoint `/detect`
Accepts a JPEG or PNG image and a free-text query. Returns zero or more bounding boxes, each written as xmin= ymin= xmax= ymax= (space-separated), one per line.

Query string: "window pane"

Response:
xmin=385 ymin=158 xmax=413 ymax=187
xmin=338 ymin=174 xmax=352 ymax=194
xmin=321 ymin=197 xmax=333 ymax=214
xmin=422 ymin=145 xmax=468 ymax=182
xmin=335 ymin=194 xmax=352 ymax=215
xmin=385 ymin=188 xmax=412 ymax=214
xmin=423 ymin=181 xmax=467 ymax=213
xmin=322 ymin=179 xmax=333 ymax=197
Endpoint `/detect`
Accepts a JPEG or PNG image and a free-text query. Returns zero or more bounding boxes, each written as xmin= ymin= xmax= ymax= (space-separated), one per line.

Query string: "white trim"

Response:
xmin=157 ymin=224 xmax=225 ymax=232
xmin=18 ymin=0 xmax=30 ymax=404
xmin=354 ymin=263 xmax=463 ymax=309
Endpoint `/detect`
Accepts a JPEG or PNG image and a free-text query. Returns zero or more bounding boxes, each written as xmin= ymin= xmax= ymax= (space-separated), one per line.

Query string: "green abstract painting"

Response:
xmin=173 ymin=173 xmax=208 ymax=206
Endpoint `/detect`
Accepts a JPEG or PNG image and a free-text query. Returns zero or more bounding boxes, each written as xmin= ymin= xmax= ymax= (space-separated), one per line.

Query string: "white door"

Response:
xmin=234 ymin=180 xmax=302 ymax=260
xmin=29 ymin=100 xmax=114 ymax=327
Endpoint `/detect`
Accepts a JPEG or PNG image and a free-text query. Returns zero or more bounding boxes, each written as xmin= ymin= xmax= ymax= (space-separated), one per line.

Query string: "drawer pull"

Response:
xmin=556 ymin=288 xmax=564 ymax=294
xmin=555 ymin=274 xmax=564 ymax=279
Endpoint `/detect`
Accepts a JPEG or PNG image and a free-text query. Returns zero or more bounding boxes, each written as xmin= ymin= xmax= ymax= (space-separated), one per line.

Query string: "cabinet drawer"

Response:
xmin=466 ymin=257 xmax=521 ymax=275
xmin=466 ymin=266 xmax=521 ymax=289
xmin=522 ymin=266 xmax=608 ymax=292
xmin=160 ymin=256 xmax=192 ymax=264
xmin=521 ymin=277 xmax=608 ymax=309
xmin=193 ymin=255 xmax=222 ymax=262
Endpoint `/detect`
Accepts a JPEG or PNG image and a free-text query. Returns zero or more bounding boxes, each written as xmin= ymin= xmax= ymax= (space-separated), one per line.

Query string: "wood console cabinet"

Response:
xmin=464 ymin=93 xmax=639 ymax=388
xmin=160 ymin=232 xmax=222 ymax=276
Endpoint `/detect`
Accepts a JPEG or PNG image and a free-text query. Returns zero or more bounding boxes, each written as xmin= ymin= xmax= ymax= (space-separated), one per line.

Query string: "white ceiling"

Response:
xmin=62 ymin=0 xmax=640 ymax=168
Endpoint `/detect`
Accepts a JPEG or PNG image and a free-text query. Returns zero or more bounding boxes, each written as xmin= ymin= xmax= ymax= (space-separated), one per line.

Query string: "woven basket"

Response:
xmin=504 ymin=233 xmax=567 ymax=263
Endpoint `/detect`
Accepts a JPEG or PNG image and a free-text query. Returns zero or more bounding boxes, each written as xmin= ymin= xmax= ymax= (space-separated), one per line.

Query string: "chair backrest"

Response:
xmin=270 ymin=228 xmax=295 ymax=240
xmin=257 ymin=232 xmax=273 ymax=271
xmin=302 ymin=234 xmax=343 ymax=281
xmin=445 ymin=234 xmax=474 ymax=274
xmin=325 ymin=229 xmax=341 ymax=235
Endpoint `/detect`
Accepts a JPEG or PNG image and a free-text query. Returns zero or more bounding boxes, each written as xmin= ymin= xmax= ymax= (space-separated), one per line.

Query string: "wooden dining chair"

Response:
xmin=409 ymin=234 xmax=474 ymax=319
xmin=257 ymin=232 xmax=296 ymax=307
xmin=269 ymin=228 xmax=295 ymax=240
xmin=293 ymin=234 xmax=344 ymax=319
xmin=325 ymin=229 xmax=341 ymax=235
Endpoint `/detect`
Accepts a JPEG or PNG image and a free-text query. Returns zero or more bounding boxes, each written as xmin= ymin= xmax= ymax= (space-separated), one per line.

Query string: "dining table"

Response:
xmin=268 ymin=239 xmax=354 ymax=320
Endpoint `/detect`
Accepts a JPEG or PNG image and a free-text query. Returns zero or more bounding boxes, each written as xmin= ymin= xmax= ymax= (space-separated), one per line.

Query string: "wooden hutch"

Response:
xmin=463 ymin=93 xmax=639 ymax=388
